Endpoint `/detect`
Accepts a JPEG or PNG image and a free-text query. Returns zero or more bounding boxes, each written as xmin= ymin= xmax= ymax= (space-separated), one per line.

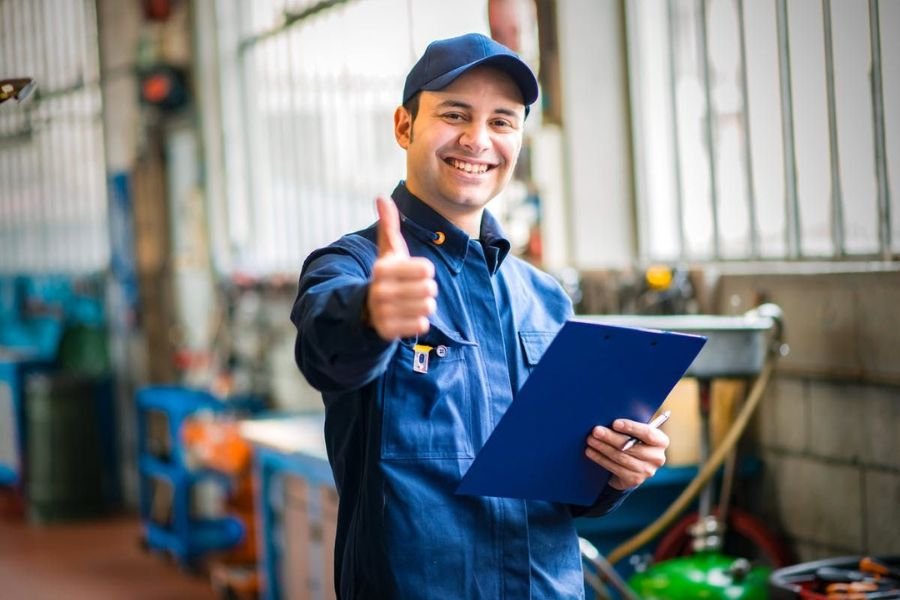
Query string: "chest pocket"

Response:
xmin=381 ymin=320 xmax=478 ymax=460
xmin=519 ymin=331 xmax=557 ymax=368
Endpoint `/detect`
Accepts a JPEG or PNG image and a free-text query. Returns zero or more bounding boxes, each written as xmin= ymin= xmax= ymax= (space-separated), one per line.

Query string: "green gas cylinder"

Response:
xmin=627 ymin=552 xmax=770 ymax=600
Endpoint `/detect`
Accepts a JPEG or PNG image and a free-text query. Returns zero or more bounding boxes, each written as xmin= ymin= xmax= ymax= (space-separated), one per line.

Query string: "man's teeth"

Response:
xmin=450 ymin=159 xmax=489 ymax=174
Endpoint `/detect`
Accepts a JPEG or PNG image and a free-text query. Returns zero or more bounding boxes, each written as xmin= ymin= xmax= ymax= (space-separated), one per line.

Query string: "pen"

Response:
xmin=620 ymin=410 xmax=671 ymax=452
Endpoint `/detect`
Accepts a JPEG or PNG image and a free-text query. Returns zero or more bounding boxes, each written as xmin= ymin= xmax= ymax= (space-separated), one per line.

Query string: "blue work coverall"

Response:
xmin=292 ymin=182 xmax=626 ymax=599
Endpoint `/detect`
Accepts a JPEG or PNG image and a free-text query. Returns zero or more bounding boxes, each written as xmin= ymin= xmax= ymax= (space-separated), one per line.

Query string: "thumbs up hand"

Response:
xmin=366 ymin=196 xmax=437 ymax=340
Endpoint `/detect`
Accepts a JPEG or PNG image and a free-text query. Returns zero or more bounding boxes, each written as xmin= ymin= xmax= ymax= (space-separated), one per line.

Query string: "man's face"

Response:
xmin=395 ymin=66 xmax=525 ymax=226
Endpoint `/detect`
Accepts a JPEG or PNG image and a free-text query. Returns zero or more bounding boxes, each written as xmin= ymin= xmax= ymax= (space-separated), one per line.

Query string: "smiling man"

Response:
xmin=397 ymin=63 xmax=523 ymax=236
xmin=291 ymin=33 xmax=669 ymax=599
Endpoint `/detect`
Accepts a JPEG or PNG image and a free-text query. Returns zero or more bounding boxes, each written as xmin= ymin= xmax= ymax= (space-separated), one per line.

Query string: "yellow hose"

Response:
xmin=606 ymin=357 xmax=776 ymax=565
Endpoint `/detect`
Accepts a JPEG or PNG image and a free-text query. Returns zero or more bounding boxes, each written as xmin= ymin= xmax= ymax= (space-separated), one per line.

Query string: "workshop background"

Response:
xmin=1 ymin=0 xmax=898 ymax=599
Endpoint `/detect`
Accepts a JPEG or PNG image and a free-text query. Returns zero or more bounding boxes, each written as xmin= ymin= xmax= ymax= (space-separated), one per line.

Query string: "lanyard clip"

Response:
xmin=413 ymin=344 xmax=433 ymax=373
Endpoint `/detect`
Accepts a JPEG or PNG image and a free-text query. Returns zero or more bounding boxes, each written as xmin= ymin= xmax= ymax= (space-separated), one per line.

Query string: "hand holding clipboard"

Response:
xmin=585 ymin=410 xmax=672 ymax=491
xmin=456 ymin=320 xmax=706 ymax=506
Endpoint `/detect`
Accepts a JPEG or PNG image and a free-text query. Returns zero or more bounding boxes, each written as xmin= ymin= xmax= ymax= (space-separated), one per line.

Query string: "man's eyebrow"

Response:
xmin=435 ymin=99 xmax=473 ymax=111
xmin=434 ymin=99 xmax=523 ymax=119
xmin=494 ymin=107 xmax=521 ymax=119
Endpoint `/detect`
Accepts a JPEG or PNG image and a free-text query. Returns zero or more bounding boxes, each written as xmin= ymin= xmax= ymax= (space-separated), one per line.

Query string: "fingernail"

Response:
xmin=614 ymin=419 xmax=625 ymax=429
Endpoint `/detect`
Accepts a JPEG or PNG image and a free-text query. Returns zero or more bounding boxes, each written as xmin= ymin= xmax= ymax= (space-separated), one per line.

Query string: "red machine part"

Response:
xmin=654 ymin=506 xmax=794 ymax=568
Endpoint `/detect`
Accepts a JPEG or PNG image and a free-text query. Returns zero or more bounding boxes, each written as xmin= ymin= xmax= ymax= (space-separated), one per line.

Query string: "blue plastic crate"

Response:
xmin=136 ymin=385 xmax=247 ymax=567
xmin=142 ymin=517 xmax=245 ymax=564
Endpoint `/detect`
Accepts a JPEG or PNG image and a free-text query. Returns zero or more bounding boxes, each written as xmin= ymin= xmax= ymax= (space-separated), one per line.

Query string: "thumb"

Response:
xmin=376 ymin=195 xmax=409 ymax=258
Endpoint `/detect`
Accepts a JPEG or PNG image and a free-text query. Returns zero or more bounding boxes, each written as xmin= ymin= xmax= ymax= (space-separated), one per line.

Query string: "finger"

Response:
xmin=589 ymin=425 xmax=631 ymax=449
xmin=370 ymin=297 xmax=437 ymax=320
xmin=585 ymin=446 xmax=662 ymax=490
xmin=612 ymin=419 xmax=670 ymax=448
xmin=370 ymin=279 xmax=438 ymax=304
xmin=586 ymin=434 xmax=666 ymax=470
xmin=585 ymin=434 xmax=644 ymax=469
xmin=373 ymin=256 xmax=436 ymax=282
xmin=376 ymin=196 xmax=409 ymax=258
xmin=378 ymin=316 xmax=430 ymax=339
xmin=584 ymin=447 xmax=642 ymax=490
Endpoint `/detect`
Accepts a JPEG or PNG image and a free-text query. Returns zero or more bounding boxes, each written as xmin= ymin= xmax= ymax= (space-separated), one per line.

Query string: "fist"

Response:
xmin=366 ymin=196 xmax=437 ymax=340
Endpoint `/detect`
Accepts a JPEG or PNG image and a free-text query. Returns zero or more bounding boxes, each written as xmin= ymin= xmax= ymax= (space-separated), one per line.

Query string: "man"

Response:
xmin=292 ymin=33 xmax=668 ymax=599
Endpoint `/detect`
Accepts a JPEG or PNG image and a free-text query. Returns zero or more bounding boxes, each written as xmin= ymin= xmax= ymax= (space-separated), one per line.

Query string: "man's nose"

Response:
xmin=459 ymin=121 xmax=490 ymax=153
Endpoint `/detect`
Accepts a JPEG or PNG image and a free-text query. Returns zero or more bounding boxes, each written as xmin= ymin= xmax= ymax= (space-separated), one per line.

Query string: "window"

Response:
xmin=0 ymin=0 xmax=107 ymax=273
xmin=210 ymin=0 xmax=492 ymax=275
xmin=627 ymin=0 xmax=899 ymax=262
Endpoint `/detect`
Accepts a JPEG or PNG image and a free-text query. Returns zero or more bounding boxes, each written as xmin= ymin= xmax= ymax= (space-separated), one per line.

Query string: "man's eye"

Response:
xmin=443 ymin=112 xmax=465 ymax=121
xmin=492 ymin=119 xmax=514 ymax=129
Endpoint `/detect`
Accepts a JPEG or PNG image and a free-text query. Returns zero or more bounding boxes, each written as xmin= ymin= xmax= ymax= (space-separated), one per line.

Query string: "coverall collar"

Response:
xmin=391 ymin=181 xmax=511 ymax=274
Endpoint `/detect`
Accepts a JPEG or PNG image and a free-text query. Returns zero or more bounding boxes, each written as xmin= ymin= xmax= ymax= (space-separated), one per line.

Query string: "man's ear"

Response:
xmin=394 ymin=106 xmax=412 ymax=149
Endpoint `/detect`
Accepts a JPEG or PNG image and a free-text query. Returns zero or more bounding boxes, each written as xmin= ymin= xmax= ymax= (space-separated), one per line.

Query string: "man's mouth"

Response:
xmin=445 ymin=158 xmax=494 ymax=175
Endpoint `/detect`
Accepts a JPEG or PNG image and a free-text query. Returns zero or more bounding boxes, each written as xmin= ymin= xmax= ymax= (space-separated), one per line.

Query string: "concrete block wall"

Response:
xmin=751 ymin=377 xmax=900 ymax=560
xmin=717 ymin=267 xmax=900 ymax=561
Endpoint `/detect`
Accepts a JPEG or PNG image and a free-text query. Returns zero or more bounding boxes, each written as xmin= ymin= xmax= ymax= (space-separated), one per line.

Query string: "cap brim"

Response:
xmin=418 ymin=54 xmax=538 ymax=106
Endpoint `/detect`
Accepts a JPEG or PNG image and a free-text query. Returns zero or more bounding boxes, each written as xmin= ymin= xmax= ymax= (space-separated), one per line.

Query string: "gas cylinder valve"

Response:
xmin=728 ymin=558 xmax=752 ymax=582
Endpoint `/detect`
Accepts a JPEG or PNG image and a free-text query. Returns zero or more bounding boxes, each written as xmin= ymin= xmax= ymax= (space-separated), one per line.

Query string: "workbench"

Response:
xmin=240 ymin=414 xmax=336 ymax=600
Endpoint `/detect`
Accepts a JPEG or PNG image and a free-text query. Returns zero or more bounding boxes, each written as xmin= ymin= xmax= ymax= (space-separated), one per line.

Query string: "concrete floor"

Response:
xmin=0 ymin=494 xmax=217 ymax=600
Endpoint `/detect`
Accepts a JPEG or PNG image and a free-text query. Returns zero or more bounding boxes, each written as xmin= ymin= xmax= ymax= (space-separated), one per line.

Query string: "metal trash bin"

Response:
xmin=26 ymin=373 xmax=107 ymax=522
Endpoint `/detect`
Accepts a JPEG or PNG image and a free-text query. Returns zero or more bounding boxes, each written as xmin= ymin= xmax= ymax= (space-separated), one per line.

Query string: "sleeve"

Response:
xmin=290 ymin=238 xmax=398 ymax=393
xmin=569 ymin=484 xmax=634 ymax=518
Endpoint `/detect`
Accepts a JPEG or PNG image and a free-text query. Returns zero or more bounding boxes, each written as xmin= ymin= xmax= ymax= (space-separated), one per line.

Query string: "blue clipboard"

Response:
xmin=456 ymin=319 xmax=706 ymax=506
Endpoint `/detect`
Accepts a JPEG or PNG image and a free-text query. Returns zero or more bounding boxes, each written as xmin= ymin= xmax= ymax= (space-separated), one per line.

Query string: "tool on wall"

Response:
xmin=770 ymin=555 xmax=900 ymax=599
xmin=0 ymin=78 xmax=36 ymax=106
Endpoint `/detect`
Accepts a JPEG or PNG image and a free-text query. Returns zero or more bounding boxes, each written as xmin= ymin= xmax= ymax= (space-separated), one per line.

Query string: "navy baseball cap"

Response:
xmin=402 ymin=33 xmax=539 ymax=110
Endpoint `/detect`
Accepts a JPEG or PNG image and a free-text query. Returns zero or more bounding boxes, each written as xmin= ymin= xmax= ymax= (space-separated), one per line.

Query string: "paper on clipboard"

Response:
xmin=456 ymin=320 xmax=706 ymax=506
